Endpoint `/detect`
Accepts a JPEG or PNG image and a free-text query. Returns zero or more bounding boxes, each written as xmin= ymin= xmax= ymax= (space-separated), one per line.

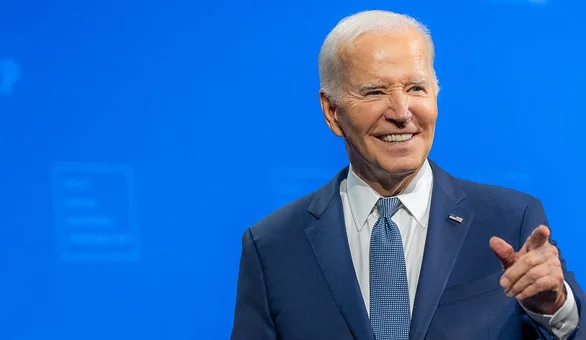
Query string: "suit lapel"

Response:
xmin=304 ymin=168 xmax=375 ymax=340
xmin=409 ymin=161 xmax=474 ymax=340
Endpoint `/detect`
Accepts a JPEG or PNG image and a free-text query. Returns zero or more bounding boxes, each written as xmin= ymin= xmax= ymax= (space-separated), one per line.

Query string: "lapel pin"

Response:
xmin=448 ymin=214 xmax=464 ymax=223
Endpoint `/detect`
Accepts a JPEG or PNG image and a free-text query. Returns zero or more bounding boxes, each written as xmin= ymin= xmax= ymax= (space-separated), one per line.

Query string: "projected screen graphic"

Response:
xmin=51 ymin=163 xmax=139 ymax=262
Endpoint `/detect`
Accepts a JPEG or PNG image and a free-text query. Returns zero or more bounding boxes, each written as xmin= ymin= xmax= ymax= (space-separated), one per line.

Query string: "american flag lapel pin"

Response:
xmin=448 ymin=214 xmax=464 ymax=223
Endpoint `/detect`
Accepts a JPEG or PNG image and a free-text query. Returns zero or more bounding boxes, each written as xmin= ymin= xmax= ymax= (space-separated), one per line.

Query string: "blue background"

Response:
xmin=0 ymin=0 xmax=584 ymax=339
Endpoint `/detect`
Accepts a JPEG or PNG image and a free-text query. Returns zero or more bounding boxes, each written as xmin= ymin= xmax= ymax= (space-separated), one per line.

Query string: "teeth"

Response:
xmin=380 ymin=134 xmax=413 ymax=142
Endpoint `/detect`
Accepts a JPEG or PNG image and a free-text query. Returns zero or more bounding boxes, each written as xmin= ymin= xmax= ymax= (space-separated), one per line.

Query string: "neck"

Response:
xmin=351 ymin=161 xmax=420 ymax=197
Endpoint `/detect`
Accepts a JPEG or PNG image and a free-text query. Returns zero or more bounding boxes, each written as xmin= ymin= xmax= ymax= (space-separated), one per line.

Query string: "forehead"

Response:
xmin=339 ymin=29 xmax=432 ymax=83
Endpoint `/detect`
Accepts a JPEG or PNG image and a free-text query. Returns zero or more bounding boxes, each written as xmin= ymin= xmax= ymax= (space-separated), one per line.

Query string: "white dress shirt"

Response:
xmin=339 ymin=159 xmax=579 ymax=339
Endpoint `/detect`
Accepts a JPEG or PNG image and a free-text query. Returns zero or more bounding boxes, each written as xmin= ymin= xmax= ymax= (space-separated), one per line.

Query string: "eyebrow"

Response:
xmin=359 ymin=78 xmax=430 ymax=92
xmin=407 ymin=79 xmax=429 ymax=86
xmin=359 ymin=83 xmax=387 ymax=92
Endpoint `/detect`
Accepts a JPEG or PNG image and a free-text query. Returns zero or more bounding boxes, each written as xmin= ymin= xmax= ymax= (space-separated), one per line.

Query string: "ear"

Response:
xmin=319 ymin=90 xmax=344 ymax=137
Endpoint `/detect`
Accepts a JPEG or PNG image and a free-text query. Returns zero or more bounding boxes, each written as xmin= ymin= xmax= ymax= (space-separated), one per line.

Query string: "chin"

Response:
xmin=377 ymin=155 xmax=424 ymax=176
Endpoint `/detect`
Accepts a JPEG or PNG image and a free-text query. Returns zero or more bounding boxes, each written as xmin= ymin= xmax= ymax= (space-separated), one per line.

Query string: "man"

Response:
xmin=230 ymin=10 xmax=585 ymax=340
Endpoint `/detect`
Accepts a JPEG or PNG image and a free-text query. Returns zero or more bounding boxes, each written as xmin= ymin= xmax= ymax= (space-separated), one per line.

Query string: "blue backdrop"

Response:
xmin=0 ymin=0 xmax=584 ymax=339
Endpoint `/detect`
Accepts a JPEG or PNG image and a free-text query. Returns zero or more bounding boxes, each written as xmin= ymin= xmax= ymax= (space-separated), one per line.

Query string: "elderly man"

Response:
xmin=230 ymin=10 xmax=585 ymax=340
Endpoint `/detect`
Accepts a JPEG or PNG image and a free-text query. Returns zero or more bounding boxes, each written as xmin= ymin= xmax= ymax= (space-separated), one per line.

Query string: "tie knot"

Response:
xmin=377 ymin=197 xmax=401 ymax=218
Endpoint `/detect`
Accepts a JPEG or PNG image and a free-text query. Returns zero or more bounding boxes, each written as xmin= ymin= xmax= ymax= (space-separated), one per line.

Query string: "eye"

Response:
xmin=409 ymin=86 xmax=426 ymax=92
xmin=365 ymin=90 xmax=385 ymax=96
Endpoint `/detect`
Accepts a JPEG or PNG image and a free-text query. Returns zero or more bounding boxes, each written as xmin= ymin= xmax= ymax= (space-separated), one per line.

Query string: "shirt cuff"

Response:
xmin=521 ymin=281 xmax=579 ymax=340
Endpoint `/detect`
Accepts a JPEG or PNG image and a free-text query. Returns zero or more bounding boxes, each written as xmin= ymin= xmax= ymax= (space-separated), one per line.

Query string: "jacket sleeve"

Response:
xmin=521 ymin=198 xmax=585 ymax=340
xmin=230 ymin=228 xmax=277 ymax=340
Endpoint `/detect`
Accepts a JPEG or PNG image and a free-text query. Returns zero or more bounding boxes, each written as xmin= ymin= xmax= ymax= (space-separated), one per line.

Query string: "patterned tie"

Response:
xmin=370 ymin=197 xmax=410 ymax=340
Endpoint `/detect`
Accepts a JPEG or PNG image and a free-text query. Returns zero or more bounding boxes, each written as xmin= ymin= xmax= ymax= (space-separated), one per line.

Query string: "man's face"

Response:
xmin=321 ymin=29 xmax=438 ymax=180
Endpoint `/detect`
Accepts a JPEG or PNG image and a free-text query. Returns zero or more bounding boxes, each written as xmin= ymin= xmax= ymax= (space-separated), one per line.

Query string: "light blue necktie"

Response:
xmin=370 ymin=197 xmax=410 ymax=340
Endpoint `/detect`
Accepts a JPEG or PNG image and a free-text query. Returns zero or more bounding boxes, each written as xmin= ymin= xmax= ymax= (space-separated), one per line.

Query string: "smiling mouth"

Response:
xmin=376 ymin=133 xmax=414 ymax=142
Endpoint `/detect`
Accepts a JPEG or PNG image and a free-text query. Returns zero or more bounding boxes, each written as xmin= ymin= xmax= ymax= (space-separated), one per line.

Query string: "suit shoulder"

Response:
xmin=241 ymin=167 xmax=347 ymax=247
xmin=454 ymin=177 xmax=538 ymax=208
xmin=246 ymin=192 xmax=315 ymax=241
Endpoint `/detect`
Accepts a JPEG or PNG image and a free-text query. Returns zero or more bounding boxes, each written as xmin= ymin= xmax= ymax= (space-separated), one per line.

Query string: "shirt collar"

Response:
xmin=346 ymin=159 xmax=434 ymax=231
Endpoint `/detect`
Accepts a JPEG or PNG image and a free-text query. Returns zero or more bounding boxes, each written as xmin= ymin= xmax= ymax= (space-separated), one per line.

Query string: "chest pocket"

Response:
xmin=438 ymin=271 xmax=503 ymax=305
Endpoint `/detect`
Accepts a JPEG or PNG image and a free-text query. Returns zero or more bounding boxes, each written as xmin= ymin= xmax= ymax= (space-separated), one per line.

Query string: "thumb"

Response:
xmin=524 ymin=225 xmax=550 ymax=252
xmin=490 ymin=236 xmax=517 ymax=269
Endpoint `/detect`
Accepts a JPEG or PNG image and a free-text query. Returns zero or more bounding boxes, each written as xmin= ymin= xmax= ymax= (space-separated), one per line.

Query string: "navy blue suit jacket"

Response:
xmin=231 ymin=161 xmax=585 ymax=339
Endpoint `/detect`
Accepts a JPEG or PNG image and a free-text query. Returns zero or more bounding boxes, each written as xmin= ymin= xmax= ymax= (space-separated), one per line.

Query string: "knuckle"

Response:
xmin=547 ymin=246 xmax=559 ymax=258
xmin=527 ymin=267 xmax=540 ymax=281
xmin=549 ymin=257 xmax=562 ymax=269
xmin=551 ymin=277 xmax=560 ymax=289
xmin=547 ymin=277 xmax=558 ymax=289
xmin=535 ymin=279 xmax=548 ymax=291
xmin=551 ymin=247 xmax=559 ymax=257
xmin=523 ymin=255 xmax=538 ymax=267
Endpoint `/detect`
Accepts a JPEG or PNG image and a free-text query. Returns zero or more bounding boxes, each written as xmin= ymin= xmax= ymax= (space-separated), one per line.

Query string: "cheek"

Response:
xmin=411 ymin=100 xmax=438 ymax=128
xmin=339 ymin=104 xmax=384 ymax=134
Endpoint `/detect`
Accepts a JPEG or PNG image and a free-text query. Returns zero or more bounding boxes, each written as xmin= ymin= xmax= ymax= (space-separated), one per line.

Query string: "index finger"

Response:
xmin=524 ymin=225 xmax=550 ymax=252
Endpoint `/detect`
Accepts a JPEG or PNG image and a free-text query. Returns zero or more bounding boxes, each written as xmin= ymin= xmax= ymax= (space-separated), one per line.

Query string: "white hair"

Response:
xmin=318 ymin=10 xmax=437 ymax=101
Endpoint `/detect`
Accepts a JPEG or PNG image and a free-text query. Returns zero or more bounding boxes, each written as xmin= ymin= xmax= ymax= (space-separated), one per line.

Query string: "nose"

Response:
xmin=383 ymin=92 xmax=412 ymax=124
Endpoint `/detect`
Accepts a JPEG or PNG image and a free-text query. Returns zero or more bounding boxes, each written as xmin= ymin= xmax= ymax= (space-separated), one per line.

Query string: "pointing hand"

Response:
xmin=490 ymin=225 xmax=566 ymax=315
